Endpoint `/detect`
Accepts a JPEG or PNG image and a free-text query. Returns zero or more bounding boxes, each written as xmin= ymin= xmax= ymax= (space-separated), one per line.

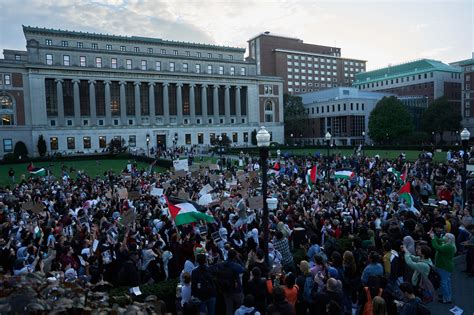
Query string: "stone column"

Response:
xmin=72 ymin=79 xmax=81 ymax=126
xmin=119 ymin=81 xmax=127 ymax=125
xmin=176 ymin=83 xmax=183 ymax=125
xmin=189 ymin=84 xmax=196 ymax=124
xmin=88 ymin=80 xmax=97 ymax=126
xmin=148 ymin=82 xmax=156 ymax=125
xmin=55 ymin=79 xmax=65 ymax=127
xmin=163 ymin=82 xmax=170 ymax=124
xmin=104 ymin=81 xmax=112 ymax=126
xmin=201 ymin=84 xmax=208 ymax=124
xmin=235 ymin=86 xmax=242 ymax=124
xmin=224 ymin=85 xmax=230 ymax=124
xmin=213 ymin=84 xmax=219 ymax=123
xmin=134 ymin=81 xmax=141 ymax=125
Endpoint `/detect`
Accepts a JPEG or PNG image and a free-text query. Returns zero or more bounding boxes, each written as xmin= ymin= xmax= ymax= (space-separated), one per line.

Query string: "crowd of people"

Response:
xmin=0 ymin=148 xmax=473 ymax=315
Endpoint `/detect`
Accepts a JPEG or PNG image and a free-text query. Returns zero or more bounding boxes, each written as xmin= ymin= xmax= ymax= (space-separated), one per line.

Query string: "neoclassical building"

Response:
xmin=0 ymin=26 xmax=284 ymax=157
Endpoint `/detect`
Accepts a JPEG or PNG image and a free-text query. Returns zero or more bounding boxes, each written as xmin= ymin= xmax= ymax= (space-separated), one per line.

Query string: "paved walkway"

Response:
xmin=427 ymin=255 xmax=474 ymax=315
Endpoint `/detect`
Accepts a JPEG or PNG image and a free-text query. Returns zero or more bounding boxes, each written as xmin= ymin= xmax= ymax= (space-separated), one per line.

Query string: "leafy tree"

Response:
xmin=37 ymin=135 xmax=47 ymax=157
xmin=13 ymin=141 xmax=28 ymax=159
xmin=284 ymin=94 xmax=308 ymax=140
xmin=368 ymin=96 xmax=414 ymax=144
xmin=421 ymin=96 xmax=462 ymax=144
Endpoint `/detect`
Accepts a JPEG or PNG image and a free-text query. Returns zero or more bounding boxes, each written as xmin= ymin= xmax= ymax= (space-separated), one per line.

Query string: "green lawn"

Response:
xmin=272 ymin=148 xmax=446 ymax=163
xmin=0 ymin=159 xmax=165 ymax=188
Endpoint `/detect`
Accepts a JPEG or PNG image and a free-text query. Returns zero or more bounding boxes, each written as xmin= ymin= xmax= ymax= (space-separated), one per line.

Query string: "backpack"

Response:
xmin=216 ymin=262 xmax=237 ymax=294
xmin=303 ymin=275 xmax=317 ymax=303
xmin=427 ymin=266 xmax=441 ymax=290
xmin=363 ymin=287 xmax=383 ymax=315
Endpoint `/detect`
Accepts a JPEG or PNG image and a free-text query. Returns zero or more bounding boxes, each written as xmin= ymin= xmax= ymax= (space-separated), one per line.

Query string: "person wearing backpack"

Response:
xmin=401 ymin=244 xmax=434 ymax=304
xmin=295 ymin=260 xmax=315 ymax=314
xmin=191 ymin=253 xmax=217 ymax=315
xmin=396 ymin=282 xmax=431 ymax=315
xmin=430 ymin=232 xmax=456 ymax=304
xmin=215 ymin=249 xmax=246 ymax=315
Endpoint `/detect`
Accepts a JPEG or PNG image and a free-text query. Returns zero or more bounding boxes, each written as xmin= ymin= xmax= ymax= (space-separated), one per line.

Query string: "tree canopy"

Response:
xmin=284 ymin=94 xmax=308 ymax=138
xmin=421 ymin=96 xmax=462 ymax=142
xmin=368 ymin=96 xmax=414 ymax=144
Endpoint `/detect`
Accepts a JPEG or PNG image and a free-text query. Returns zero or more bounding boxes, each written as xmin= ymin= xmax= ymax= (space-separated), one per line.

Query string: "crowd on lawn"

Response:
xmin=1 ymin=149 xmax=474 ymax=315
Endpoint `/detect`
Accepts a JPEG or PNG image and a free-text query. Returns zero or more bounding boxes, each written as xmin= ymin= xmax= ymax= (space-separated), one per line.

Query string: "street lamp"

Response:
xmin=461 ymin=128 xmax=470 ymax=205
xmin=218 ymin=135 xmax=224 ymax=170
xmin=146 ymin=134 xmax=150 ymax=157
xmin=256 ymin=126 xmax=271 ymax=266
xmin=277 ymin=149 xmax=281 ymax=160
xmin=325 ymin=131 xmax=332 ymax=181
xmin=362 ymin=131 xmax=366 ymax=156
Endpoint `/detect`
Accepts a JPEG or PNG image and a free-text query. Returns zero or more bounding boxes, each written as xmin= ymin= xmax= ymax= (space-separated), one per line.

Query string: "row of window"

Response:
xmin=0 ymin=74 xmax=12 ymax=85
xmin=289 ymin=82 xmax=339 ymax=88
xmin=45 ymin=38 xmax=235 ymax=60
xmin=286 ymin=54 xmax=363 ymax=67
xmin=289 ymin=75 xmax=338 ymax=81
xmin=359 ymin=72 xmax=435 ymax=89
xmin=45 ymin=54 xmax=247 ymax=75
xmin=308 ymin=102 xmax=366 ymax=115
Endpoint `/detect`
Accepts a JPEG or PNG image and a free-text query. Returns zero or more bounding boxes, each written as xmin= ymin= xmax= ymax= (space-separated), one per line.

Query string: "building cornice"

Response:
xmin=23 ymin=25 xmax=246 ymax=53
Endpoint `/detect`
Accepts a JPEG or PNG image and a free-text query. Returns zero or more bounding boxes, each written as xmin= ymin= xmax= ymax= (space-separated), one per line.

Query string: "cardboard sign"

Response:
xmin=128 ymin=191 xmax=141 ymax=200
xmin=198 ymin=193 xmax=213 ymax=206
xmin=248 ymin=196 xmax=264 ymax=210
xmin=209 ymin=174 xmax=220 ymax=182
xmin=211 ymin=231 xmax=221 ymax=243
xmin=175 ymin=169 xmax=187 ymax=178
xmin=189 ymin=164 xmax=200 ymax=172
xmin=173 ymin=159 xmax=189 ymax=172
xmin=209 ymin=164 xmax=220 ymax=171
xmin=151 ymin=188 xmax=164 ymax=196
xmin=199 ymin=184 xmax=214 ymax=196
xmin=162 ymin=182 xmax=171 ymax=190
xmin=178 ymin=190 xmax=188 ymax=200
xmin=118 ymin=188 xmax=128 ymax=199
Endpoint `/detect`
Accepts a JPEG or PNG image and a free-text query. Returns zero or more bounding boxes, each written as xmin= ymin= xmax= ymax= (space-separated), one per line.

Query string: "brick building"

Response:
xmin=247 ymin=32 xmax=366 ymax=95
xmin=451 ymin=54 xmax=474 ymax=134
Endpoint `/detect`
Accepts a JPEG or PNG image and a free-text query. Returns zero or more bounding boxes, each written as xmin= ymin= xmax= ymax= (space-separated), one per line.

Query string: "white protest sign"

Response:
xmin=173 ymin=159 xmax=189 ymax=172
xmin=199 ymin=184 xmax=214 ymax=196
xmin=151 ymin=187 xmax=164 ymax=196
xmin=198 ymin=193 xmax=213 ymax=206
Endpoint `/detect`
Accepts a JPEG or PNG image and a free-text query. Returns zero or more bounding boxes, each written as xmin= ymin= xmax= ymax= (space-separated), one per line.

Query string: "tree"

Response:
xmin=421 ymin=96 xmax=462 ymax=144
xmin=37 ymin=135 xmax=47 ymax=157
xmin=284 ymin=94 xmax=308 ymax=139
xmin=251 ymin=129 xmax=257 ymax=146
xmin=13 ymin=141 xmax=28 ymax=159
xmin=368 ymin=96 xmax=414 ymax=144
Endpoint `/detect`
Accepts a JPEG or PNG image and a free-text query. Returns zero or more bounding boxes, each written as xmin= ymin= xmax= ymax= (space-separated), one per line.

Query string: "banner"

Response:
xmin=173 ymin=159 xmax=189 ymax=172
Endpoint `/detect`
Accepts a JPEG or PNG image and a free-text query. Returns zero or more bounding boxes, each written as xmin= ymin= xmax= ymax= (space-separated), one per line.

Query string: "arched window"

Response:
xmin=0 ymin=93 xmax=15 ymax=126
xmin=265 ymin=100 xmax=273 ymax=111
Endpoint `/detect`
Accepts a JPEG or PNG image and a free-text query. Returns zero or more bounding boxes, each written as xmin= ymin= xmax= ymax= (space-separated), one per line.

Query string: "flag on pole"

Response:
xmin=165 ymin=196 xmax=215 ymax=226
xmin=400 ymin=165 xmax=408 ymax=183
xmin=387 ymin=167 xmax=403 ymax=184
xmin=29 ymin=168 xmax=46 ymax=177
xmin=398 ymin=182 xmax=419 ymax=215
xmin=306 ymin=165 xmax=318 ymax=189
xmin=334 ymin=170 xmax=355 ymax=180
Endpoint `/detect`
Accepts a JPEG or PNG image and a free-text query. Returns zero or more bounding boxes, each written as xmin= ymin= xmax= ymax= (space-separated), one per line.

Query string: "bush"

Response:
xmin=13 ymin=141 xmax=28 ymax=159
xmin=2 ymin=153 xmax=17 ymax=163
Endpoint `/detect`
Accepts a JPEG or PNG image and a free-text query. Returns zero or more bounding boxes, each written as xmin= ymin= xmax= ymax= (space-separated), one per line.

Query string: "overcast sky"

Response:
xmin=0 ymin=0 xmax=472 ymax=70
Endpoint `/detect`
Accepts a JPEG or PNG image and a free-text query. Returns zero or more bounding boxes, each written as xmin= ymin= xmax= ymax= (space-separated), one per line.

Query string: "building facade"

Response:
xmin=352 ymin=59 xmax=462 ymax=106
xmin=0 ymin=26 xmax=284 ymax=157
xmin=451 ymin=54 xmax=474 ymax=134
xmin=246 ymin=32 xmax=366 ymax=95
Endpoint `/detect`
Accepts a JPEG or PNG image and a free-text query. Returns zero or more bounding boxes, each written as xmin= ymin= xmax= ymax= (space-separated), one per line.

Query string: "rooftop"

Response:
xmin=22 ymin=25 xmax=245 ymax=52
xmin=300 ymin=87 xmax=393 ymax=105
xmin=354 ymin=59 xmax=461 ymax=84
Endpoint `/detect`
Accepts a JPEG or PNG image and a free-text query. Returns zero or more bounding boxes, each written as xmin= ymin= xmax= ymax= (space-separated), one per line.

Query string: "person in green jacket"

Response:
xmin=430 ymin=232 xmax=456 ymax=304
xmin=401 ymin=244 xmax=433 ymax=287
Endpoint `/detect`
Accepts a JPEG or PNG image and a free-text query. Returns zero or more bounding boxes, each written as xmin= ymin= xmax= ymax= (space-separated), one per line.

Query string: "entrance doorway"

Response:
xmin=156 ymin=134 xmax=166 ymax=149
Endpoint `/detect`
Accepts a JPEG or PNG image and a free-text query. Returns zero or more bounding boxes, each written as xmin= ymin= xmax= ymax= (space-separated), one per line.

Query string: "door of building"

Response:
xmin=156 ymin=134 xmax=166 ymax=149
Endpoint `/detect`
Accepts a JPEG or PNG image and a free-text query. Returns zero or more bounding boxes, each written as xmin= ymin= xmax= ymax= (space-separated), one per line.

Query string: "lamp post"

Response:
xmin=277 ymin=149 xmax=281 ymax=160
xmin=325 ymin=131 xmax=332 ymax=182
xmin=146 ymin=134 xmax=150 ymax=157
xmin=362 ymin=131 xmax=366 ymax=156
xmin=256 ymin=126 xmax=271 ymax=266
xmin=218 ymin=135 xmax=224 ymax=170
xmin=461 ymin=128 xmax=470 ymax=205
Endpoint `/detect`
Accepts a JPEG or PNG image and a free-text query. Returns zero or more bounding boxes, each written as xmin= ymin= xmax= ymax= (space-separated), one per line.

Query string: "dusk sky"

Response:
xmin=0 ymin=0 xmax=472 ymax=70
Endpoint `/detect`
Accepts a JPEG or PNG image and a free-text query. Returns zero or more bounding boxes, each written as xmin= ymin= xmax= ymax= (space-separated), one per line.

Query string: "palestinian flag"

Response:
xmin=166 ymin=197 xmax=215 ymax=226
xmin=334 ymin=170 xmax=355 ymax=180
xmin=29 ymin=168 xmax=46 ymax=177
xmin=267 ymin=169 xmax=279 ymax=177
xmin=398 ymin=182 xmax=420 ymax=215
xmin=387 ymin=167 xmax=403 ymax=184
xmin=306 ymin=165 xmax=317 ymax=189
xmin=400 ymin=165 xmax=408 ymax=183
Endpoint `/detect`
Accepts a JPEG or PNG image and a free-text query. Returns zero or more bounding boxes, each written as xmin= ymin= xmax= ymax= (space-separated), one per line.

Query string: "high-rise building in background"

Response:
xmin=0 ymin=26 xmax=285 ymax=157
xmin=451 ymin=53 xmax=474 ymax=134
xmin=247 ymin=32 xmax=366 ymax=95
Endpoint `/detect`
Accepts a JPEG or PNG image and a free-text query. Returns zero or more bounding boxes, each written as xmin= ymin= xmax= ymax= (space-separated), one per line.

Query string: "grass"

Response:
xmin=0 ymin=159 xmax=166 ymax=188
xmin=272 ymin=148 xmax=446 ymax=162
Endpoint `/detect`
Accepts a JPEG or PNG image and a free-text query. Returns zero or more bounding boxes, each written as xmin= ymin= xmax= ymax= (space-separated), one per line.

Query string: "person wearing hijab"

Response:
xmin=431 ymin=232 xmax=456 ymax=304
xmin=403 ymin=236 xmax=416 ymax=256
